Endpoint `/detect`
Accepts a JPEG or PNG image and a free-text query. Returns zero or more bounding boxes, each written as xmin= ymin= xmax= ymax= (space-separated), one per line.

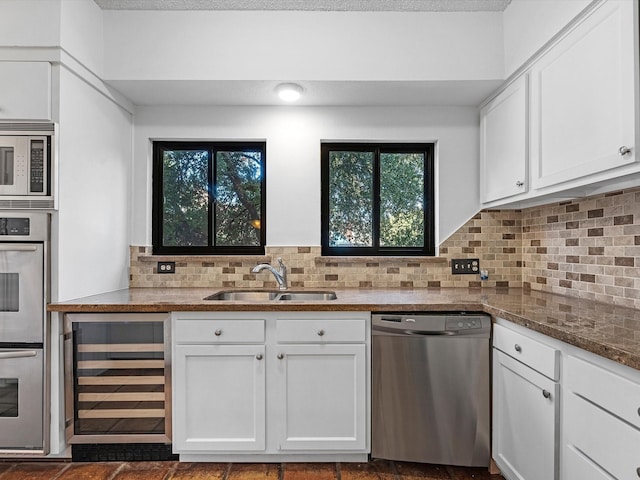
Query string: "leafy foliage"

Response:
xmin=160 ymin=147 xmax=263 ymax=249
xmin=215 ymin=151 xmax=262 ymax=246
xmin=380 ymin=153 xmax=424 ymax=247
xmin=328 ymin=151 xmax=374 ymax=247
xmin=162 ymin=149 xmax=208 ymax=246
xmin=328 ymin=149 xmax=425 ymax=249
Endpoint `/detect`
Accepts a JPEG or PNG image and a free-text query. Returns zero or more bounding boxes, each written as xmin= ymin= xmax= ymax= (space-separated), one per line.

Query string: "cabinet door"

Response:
xmin=492 ymin=349 xmax=559 ymax=480
xmin=565 ymin=390 xmax=640 ymax=480
xmin=0 ymin=62 xmax=51 ymax=121
xmin=273 ymin=344 xmax=367 ymax=451
xmin=530 ymin=0 xmax=637 ymax=190
xmin=480 ymin=75 xmax=528 ymax=203
xmin=173 ymin=344 xmax=266 ymax=452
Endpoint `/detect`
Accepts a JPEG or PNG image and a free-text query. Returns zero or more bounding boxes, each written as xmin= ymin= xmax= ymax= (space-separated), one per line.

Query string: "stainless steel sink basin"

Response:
xmin=204 ymin=290 xmax=337 ymax=301
xmin=277 ymin=291 xmax=337 ymax=301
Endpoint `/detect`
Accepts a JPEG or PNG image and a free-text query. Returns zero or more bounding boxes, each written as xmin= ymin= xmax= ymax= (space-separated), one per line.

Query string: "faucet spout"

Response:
xmin=251 ymin=258 xmax=288 ymax=290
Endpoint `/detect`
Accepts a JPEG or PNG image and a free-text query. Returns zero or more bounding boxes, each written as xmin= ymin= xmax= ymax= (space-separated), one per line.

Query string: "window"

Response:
xmin=321 ymin=143 xmax=435 ymax=256
xmin=152 ymin=141 xmax=266 ymax=255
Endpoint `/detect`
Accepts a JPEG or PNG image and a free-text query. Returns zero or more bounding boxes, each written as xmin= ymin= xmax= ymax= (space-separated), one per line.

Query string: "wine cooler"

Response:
xmin=64 ymin=313 xmax=171 ymax=445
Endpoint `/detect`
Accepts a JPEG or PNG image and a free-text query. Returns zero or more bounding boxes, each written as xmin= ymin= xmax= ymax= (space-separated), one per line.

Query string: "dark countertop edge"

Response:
xmin=483 ymin=306 xmax=640 ymax=371
xmin=47 ymin=290 xmax=640 ymax=371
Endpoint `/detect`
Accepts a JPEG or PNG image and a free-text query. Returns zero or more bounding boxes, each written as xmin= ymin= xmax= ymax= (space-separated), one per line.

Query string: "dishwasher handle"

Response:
xmin=372 ymin=325 xmax=454 ymax=336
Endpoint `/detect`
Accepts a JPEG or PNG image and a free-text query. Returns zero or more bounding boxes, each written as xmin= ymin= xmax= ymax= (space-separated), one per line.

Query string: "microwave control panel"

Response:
xmin=29 ymin=139 xmax=45 ymax=194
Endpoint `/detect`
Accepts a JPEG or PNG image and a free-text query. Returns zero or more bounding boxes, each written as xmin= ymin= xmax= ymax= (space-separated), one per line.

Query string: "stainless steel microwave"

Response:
xmin=0 ymin=123 xmax=54 ymax=209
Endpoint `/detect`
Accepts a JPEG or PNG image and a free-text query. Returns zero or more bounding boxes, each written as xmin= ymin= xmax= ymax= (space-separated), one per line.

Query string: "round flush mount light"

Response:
xmin=276 ymin=83 xmax=303 ymax=102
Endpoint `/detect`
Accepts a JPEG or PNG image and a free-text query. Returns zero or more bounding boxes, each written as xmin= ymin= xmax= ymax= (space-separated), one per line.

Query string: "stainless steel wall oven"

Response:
xmin=0 ymin=212 xmax=49 ymax=455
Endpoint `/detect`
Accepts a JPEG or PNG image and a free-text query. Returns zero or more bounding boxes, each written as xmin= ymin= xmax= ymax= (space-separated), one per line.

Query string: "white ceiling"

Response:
xmin=94 ymin=0 xmax=511 ymax=12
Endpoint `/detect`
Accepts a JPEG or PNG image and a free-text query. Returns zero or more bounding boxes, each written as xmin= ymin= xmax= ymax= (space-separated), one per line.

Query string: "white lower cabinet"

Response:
xmin=173 ymin=344 xmax=266 ymax=452
xmin=492 ymin=324 xmax=560 ymax=480
xmin=494 ymin=319 xmax=640 ymax=480
xmin=172 ymin=311 xmax=369 ymax=461
xmin=564 ymin=355 xmax=640 ymax=480
xmin=273 ymin=344 xmax=366 ymax=451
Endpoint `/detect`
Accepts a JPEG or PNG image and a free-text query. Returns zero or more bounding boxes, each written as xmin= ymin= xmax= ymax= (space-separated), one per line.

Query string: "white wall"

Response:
xmin=53 ymin=67 xmax=132 ymax=301
xmin=103 ymin=10 xmax=504 ymax=82
xmin=0 ymin=0 xmax=61 ymax=47
xmin=502 ymin=0 xmax=592 ymax=77
xmin=132 ymin=105 xmax=479 ymax=248
xmin=60 ymin=0 xmax=104 ymax=77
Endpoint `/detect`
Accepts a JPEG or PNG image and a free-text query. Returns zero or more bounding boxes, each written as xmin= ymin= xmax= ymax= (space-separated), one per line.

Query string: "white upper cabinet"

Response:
xmin=481 ymin=0 xmax=639 ymax=207
xmin=480 ymin=75 xmax=529 ymax=203
xmin=530 ymin=0 xmax=637 ymax=190
xmin=0 ymin=62 xmax=51 ymax=121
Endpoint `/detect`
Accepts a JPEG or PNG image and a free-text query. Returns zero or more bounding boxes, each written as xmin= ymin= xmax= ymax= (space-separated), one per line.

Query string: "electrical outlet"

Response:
xmin=157 ymin=261 xmax=175 ymax=274
xmin=451 ymin=258 xmax=480 ymax=275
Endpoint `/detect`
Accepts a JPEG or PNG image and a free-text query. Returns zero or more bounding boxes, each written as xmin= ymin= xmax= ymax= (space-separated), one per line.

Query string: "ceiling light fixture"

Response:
xmin=276 ymin=83 xmax=303 ymax=102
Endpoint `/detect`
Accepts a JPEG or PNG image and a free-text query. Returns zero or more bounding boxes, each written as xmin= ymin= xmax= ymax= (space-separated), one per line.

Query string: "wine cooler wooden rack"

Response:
xmin=64 ymin=313 xmax=171 ymax=444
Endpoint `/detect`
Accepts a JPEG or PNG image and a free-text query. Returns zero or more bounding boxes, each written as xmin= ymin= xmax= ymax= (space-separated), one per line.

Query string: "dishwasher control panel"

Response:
xmin=372 ymin=312 xmax=491 ymax=336
xmin=445 ymin=316 xmax=484 ymax=331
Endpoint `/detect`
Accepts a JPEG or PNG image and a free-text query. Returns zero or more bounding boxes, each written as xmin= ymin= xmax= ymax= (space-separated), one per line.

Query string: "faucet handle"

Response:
xmin=277 ymin=257 xmax=286 ymax=270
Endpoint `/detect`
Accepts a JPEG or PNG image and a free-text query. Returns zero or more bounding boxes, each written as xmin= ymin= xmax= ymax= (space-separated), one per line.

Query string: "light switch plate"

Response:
xmin=451 ymin=258 xmax=480 ymax=274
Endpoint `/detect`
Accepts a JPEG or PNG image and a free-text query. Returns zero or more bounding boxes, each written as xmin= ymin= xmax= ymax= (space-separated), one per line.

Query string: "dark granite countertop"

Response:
xmin=48 ymin=287 xmax=640 ymax=370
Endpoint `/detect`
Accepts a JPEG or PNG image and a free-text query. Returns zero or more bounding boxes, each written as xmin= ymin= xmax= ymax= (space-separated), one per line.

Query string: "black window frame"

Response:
xmin=321 ymin=142 xmax=435 ymax=257
xmin=152 ymin=140 xmax=266 ymax=255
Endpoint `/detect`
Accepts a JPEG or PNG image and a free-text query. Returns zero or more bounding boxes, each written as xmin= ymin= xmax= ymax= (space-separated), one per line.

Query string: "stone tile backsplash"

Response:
xmin=130 ymin=210 xmax=522 ymax=289
xmin=130 ymin=186 xmax=640 ymax=308
xmin=522 ymin=187 xmax=640 ymax=309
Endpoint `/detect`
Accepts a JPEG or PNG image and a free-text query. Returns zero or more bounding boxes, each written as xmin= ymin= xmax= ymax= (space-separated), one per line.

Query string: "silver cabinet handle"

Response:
xmin=515 ymin=181 xmax=524 ymax=187
xmin=514 ymin=344 xmax=522 ymax=353
xmin=317 ymin=329 xmax=325 ymax=337
xmin=542 ymin=390 xmax=551 ymax=399
xmin=277 ymin=353 xmax=284 ymax=360
xmin=0 ymin=245 xmax=38 ymax=252
xmin=619 ymin=146 xmax=632 ymax=156
xmin=214 ymin=329 xmax=222 ymax=336
xmin=256 ymin=353 xmax=263 ymax=360
xmin=0 ymin=350 xmax=37 ymax=360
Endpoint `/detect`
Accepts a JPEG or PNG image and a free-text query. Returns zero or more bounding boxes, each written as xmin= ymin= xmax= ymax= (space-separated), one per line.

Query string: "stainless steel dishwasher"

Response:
xmin=371 ymin=312 xmax=491 ymax=467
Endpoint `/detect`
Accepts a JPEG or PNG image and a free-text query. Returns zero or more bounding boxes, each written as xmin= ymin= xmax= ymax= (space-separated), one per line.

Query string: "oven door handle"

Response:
xmin=0 ymin=245 xmax=38 ymax=252
xmin=0 ymin=350 xmax=37 ymax=359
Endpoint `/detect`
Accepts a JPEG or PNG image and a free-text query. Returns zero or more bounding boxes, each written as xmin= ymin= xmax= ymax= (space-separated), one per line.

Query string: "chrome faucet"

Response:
xmin=252 ymin=257 xmax=288 ymax=290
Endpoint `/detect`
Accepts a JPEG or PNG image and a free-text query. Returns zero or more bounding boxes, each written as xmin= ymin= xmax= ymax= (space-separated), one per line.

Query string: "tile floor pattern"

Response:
xmin=0 ymin=461 xmax=505 ymax=480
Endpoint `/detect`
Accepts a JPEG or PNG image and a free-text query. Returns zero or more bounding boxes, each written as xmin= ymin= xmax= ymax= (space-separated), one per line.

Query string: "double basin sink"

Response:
xmin=204 ymin=290 xmax=337 ymax=302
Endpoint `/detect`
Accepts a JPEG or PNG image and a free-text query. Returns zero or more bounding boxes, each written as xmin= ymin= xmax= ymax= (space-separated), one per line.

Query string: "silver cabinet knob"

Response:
xmin=636 ymin=467 xmax=640 ymax=478
xmin=317 ymin=329 xmax=325 ymax=337
xmin=542 ymin=390 xmax=551 ymax=399
xmin=256 ymin=353 xmax=263 ymax=360
xmin=214 ymin=329 xmax=222 ymax=336
xmin=514 ymin=344 xmax=522 ymax=353
xmin=619 ymin=146 xmax=632 ymax=156
xmin=515 ymin=181 xmax=524 ymax=187
xmin=277 ymin=353 xmax=284 ymax=360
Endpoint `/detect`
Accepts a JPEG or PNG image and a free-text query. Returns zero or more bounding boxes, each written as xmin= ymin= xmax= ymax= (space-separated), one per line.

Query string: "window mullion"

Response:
xmin=209 ymin=148 xmax=216 ymax=249
xmin=372 ymin=148 xmax=381 ymax=254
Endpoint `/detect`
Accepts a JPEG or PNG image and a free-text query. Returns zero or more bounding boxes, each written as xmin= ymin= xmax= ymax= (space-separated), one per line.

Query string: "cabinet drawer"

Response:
xmin=174 ymin=319 xmax=265 ymax=344
xmin=567 ymin=355 xmax=640 ymax=430
xmin=493 ymin=323 xmax=559 ymax=380
xmin=564 ymin=445 xmax=614 ymax=480
xmin=565 ymin=391 xmax=640 ymax=480
xmin=277 ymin=319 xmax=366 ymax=343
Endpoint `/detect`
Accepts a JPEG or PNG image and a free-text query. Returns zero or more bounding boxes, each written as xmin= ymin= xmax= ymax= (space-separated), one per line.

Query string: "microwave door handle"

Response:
xmin=0 ymin=350 xmax=37 ymax=359
xmin=0 ymin=245 xmax=38 ymax=252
